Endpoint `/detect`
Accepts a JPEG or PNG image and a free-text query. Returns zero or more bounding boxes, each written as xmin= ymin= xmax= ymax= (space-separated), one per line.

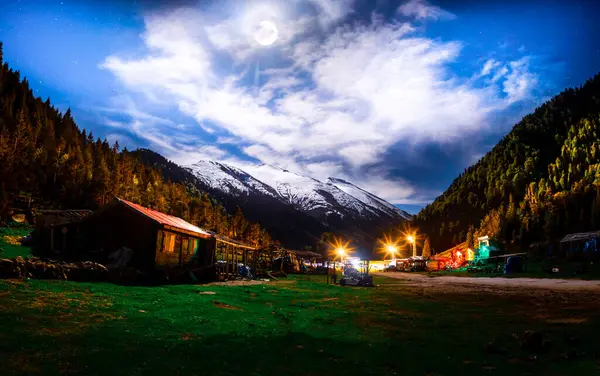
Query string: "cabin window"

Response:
xmin=163 ymin=232 xmax=176 ymax=253
xmin=189 ymin=238 xmax=199 ymax=255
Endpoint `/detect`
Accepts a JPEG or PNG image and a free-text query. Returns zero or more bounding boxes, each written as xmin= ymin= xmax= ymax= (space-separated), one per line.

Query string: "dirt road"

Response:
xmin=373 ymin=272 xmax=600 ymax=292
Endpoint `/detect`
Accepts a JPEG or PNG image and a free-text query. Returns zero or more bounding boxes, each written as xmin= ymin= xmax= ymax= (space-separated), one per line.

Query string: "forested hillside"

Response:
xmin=0 ymin=43 xmax=273 ymax=248
xmin=416 ymin=73 xmax=600 ymax=253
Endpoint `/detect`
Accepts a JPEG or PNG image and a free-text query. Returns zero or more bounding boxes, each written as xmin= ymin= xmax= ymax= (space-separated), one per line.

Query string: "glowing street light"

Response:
xmin=336 ymin=247 xmax=346 ymax=257
xmin=406 ymin=234 xmax=416 ymax=257
xmin=386 ymin=244 xmax=397 ymax=254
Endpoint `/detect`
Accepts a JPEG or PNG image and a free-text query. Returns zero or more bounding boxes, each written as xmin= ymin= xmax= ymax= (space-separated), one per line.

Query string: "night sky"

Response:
xmin=1 ymin=0 xmax=599 ymax=214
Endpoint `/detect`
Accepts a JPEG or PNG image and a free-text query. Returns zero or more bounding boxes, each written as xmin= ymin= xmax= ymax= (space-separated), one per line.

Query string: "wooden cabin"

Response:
xmin=50 ymin=198 xmax=217 ymax=280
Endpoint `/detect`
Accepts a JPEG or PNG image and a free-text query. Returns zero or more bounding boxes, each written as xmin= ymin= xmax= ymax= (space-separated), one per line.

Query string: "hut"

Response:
xmin=435 ymin=242 xmax=474 ymax=268
xmin=215 ymin=235 xmax=258 ymax=280
xmin=560 ymin=231 xmax=600 ymax=259
xmin=54 ymin=198 xmax=217 ymax=280
xmin=32 ymin=210 xmax=92 ymax=257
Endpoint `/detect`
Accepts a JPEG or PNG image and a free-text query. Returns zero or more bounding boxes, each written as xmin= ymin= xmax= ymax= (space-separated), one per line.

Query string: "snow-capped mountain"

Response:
xmin=185 ymin=161 xmax=411 ymax=222
xmin=133 ymin=149 xmax=410 ymax=250
xmin=186 ymin=160 xmax=280 ymax=198
xmin=327 ymin=177 xmax=413 ymax=220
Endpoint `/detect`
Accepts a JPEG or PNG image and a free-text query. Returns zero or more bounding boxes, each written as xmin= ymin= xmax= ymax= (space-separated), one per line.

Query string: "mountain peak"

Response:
xmin=186 ymin=159 xmax=410 ymax=222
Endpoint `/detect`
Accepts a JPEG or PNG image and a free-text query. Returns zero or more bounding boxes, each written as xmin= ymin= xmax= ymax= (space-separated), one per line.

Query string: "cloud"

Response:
xmin=106 ymin=133 xmax=137 ymax=149
xmin=101 ymin=2 xmax=538 ymax=205
xmin=204 ymin=3 xmax=312 ymax=61
xmin=481 ymin=59 xmax=500 ymax=76
xmin=398 ymin=0 xmax=456 ymax=21
xmin=503 ymin=57 xmax=537 ymax=104
xmin=307 ymin=0 xmax=354 ymax=28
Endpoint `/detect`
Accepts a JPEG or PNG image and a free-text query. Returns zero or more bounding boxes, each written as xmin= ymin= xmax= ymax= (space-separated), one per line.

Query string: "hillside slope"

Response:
xmin=416 ymin=73 xmax=600 ymax=252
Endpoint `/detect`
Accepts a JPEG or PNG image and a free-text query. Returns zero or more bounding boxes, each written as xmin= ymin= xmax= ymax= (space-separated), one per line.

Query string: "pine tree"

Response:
xmin=422 ymin=238 xmax=431 ymax=259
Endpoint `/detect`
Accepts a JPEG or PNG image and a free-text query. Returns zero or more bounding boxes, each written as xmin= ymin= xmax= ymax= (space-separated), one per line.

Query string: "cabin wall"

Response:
xmin=76 ymin=204 xmax=156 ymax=269
xmin=155 ymin=229 xmax=216 ymax=279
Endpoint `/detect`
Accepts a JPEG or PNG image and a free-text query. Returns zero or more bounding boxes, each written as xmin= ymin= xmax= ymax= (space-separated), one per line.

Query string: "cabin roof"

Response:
xmin=37 ymin=209 xmax=92 ymax=219
xmin=116 ymin=198 xmax=213 ymax=239
xmin=215 ymin=235 xmax=257 ymax=250
xmin=292 ymin=250 xmax=323 ymax=259
xmin=560 ymin=231 xmax=600 ymax=243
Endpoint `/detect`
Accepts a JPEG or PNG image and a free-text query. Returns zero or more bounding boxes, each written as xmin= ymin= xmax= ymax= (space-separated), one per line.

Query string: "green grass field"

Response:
xmin=1 ymin=233 xmax=599 ymax=375
xmin=1 ymin=275 xmax=599 ymax=376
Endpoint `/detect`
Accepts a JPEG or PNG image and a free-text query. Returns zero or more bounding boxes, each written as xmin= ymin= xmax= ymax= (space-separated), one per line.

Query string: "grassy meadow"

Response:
xmin=1 ymin=275 xmax=599 ymax=375
xmin=1 ymin=232 xmax=600 ymax=375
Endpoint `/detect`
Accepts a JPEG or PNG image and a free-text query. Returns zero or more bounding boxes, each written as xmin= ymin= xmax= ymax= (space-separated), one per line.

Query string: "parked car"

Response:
xmin=410 ymin=260 xmax=426 ymax=272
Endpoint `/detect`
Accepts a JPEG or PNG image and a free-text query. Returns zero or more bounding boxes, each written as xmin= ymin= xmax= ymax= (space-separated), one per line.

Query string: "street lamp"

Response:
xmin=336 ymin=247 xmax=346 ymax=260
xmin=407 ymin=235 xmax=416 ymax=257
xmin=386 ymin=244 xmax=397 ymax=258
xmin=386 ymin=244 xmax=398 ymax=266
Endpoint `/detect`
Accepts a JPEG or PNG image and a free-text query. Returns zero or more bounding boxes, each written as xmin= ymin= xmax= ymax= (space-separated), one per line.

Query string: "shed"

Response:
xmin=560 ymin=231 xmax=600 ymax=256
xmin=58 ymin=198 xmax=216 ymax=280
xmin=33 ymin=210 xmax=92 ymax=256
xmin=215 ymin=235 xmax=258 ymax=279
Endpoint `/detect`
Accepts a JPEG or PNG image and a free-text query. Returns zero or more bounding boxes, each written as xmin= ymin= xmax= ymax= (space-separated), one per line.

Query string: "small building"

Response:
xmin=436 ymin=242 xmax=474 ymax=267
xmin=50 ymin=198 xmax=217 ymax=280
xmin=560 ymin=231 xmax=600 ymax=258
xmin=215 ymin=235 xmax=258 ymax=280
xmin=33 ymin=210 xmax=92 ymax=256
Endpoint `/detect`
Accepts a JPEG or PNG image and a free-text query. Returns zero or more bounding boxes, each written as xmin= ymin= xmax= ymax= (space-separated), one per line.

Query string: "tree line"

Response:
xmin=415 ymin=72 xmax=600 ymax=253
xmin=0 ymin=42 xmax=273 ymax=248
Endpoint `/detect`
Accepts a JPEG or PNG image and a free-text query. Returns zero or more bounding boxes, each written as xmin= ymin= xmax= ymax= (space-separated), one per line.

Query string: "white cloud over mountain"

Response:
xmin=100 ymin=0 xmax=539 ymax=206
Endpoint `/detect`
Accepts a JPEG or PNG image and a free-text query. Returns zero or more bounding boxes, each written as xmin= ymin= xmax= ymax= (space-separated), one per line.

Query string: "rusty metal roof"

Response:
xmin=117 ymin=198 xmax=213 ymax=238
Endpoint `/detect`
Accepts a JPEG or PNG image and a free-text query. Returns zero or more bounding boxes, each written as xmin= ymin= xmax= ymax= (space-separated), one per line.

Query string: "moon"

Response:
xmin=254 ymin=20 xmax=279 ymax=46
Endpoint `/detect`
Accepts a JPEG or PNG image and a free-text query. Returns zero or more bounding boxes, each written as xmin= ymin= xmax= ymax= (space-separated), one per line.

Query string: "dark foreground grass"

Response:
xmin=1 ymin=274 xmax=600 ymax=376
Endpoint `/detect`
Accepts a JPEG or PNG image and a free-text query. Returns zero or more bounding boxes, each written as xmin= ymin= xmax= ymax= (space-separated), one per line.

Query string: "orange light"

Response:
xmin=377 ymin=233 xmax=401 ymax=258
xmin=327 ymin=237 xmax=353 ymax=260
xmin=407 ymin=235 xmax=415 ymax=243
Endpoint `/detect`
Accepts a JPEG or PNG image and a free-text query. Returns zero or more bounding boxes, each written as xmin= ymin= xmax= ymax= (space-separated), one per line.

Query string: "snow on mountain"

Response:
xmin=185 ymin=160 xmax=409 ymax=222
xmin=243 ymin=164 xmax=382 ymax=216
xmin=185 ymin=160 xmax=279 ymax=198
xmin=327 ymin=177 xmax=413 ymax=220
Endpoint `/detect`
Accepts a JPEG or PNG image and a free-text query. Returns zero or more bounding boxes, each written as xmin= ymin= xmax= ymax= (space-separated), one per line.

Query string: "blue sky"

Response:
xmin=1 ymin=0 xmax=599 ymax=214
